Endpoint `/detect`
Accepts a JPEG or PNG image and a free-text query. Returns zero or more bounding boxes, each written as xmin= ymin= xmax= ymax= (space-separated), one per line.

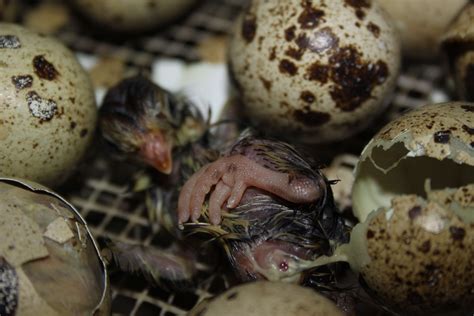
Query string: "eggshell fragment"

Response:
xmin=229 ymin=0 xmax=400 ymax=144
xmin=189 ymin=281 xmax=344 ymax=316
xmin=43 ymin=218 xmax=74 ymax=244
xmin=0 ymin=23 xmax=97 ymax=186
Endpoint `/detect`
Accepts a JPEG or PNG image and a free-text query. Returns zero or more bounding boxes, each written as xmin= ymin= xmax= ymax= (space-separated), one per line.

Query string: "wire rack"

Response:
xmin=15 ymin=0 xmax=454 ymax=315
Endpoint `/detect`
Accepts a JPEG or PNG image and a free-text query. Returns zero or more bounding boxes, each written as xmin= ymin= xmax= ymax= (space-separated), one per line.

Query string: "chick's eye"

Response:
xmin=278 ymin=261 xmax=289 ymax=272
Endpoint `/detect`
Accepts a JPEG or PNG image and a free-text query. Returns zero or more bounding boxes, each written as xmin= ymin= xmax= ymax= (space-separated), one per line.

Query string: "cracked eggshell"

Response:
xmin=441 ymin=2 xmax=474 ymax=102
xmin=189 ymin=281 xmax=344 ymax=316
xmin=228 ymin=0 xmax=400 ymax=144
xmin=0 ymin=23 xmax=97 ymax=187
xmin=71 ymin=0 xmax=197 ymax=32
xmin=352 ymin=102 xmax=474 ymax=222
xmin=376 ymin=0 xmax=468 ymax=59
xmin=348 ymin=102 xmax=473 ymax=314
xmin=0 ymin=178 xmax=110 ymax=316
xmin=343 ymin=187 xmax=474 ymax=315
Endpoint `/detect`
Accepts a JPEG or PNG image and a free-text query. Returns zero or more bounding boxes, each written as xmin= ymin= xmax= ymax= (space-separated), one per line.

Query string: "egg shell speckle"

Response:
xmin=189 ymin=281 xmax=344 ymax=316
xmin=359 ymin=188 xmax=474 ymax=315
xmin=374 ymin=102 xmax=474 ymax=165
xmin=0 ymin=23 xmax=97 ymax=186
xmin=229 ymin=0 xmax=400 ymax=144
xmin=71 ymin=0 xmax=197 ymax=32
xmin=376 ymin=0 xmax=468 ymax=59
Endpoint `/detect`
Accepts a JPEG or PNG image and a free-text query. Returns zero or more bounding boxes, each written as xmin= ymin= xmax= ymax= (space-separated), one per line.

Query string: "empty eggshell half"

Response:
xmin=0 ymin=177 xmax=110 ymax=316
xmin=0 ymin=23 xmax=97 ymax=187
xmin=352 ymin=102 xmax=474 ymax=222
xmin=188 ymin=281 xmax=344 ymax=316
xmin=228 ymin=0 xmax=400 ymax=144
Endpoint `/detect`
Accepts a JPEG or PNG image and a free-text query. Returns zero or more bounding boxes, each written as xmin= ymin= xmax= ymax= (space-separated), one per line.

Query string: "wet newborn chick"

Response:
xmin=100 ymin=75 xmax=207 ymax=176
xmin=100 ymin=75 xmax=215 ymax=231
xmin=180 ymin=135 xmax=348 ymax=282
xmin=99 ymin=75 xmax=347 ymax=285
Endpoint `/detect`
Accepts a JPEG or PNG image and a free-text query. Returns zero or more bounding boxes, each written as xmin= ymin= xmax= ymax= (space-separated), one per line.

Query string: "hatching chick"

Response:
xmin=180 ymin=135 xmax=348 ymax=282
xmin=99 ymin=75 xmax=207 ymax=175
xmin=99 ymin=76 xmax=347 ymax=286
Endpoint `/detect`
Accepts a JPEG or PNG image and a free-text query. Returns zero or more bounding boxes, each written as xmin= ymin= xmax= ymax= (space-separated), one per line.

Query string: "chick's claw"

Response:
xmin=177 ymin=154 xmax=326 ymax=225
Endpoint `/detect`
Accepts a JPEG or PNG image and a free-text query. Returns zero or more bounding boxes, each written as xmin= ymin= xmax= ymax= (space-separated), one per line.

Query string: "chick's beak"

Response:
xmin=140 ymin=131 xmax=173 ymax=174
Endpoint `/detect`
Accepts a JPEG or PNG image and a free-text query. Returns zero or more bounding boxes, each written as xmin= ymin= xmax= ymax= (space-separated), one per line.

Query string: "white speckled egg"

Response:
xmin=376 ymin=0 xmax=468 ymax=59
xmin=71 ymin=0 xmax=198 ymax=32
xmin=0 ymin=23 xmax=97 ymax=187
xmin=316 ymin=103 xmax=474 ymax=314
xmin=228 ymin=0 xmax=400 ymax=144
xmin=305 ymin=102 xmax=473 ymax=315
xmin=441 ymin=2 xmax=474 ymax=101
xmin=189 ymin=281 xmax=344 ymax=316
xmin=348 ymin=101 xmax=473 ymax=314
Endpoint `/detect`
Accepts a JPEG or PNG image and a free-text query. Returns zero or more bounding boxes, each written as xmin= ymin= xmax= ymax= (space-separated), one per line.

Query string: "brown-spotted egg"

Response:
xmin=228 ymin=0 xmax=400 ymax=144
xmin=442 ymin=2 xmax=474 ymax=102
xmin=0 ymin=23 xmax=97 ymax=187
xmin=346 ymin=102 xmax=474 ymax=314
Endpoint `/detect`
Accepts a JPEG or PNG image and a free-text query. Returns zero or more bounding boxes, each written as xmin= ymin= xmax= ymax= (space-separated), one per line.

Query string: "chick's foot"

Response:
xmin=177 ymin=154 xmax=325 ymax=225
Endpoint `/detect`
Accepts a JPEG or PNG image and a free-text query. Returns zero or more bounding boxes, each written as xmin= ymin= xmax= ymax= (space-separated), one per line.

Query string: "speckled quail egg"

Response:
xmin=339 ymin=187 xmax=474 ymax=315
xmin=352 ymin=102 xmax=473 ymax=222
xmin=0 ymin=178 xmax=110 ymax=315
xmin=304 ymin=102 xmax=474 ymax=314
xmin=442 ymin=2 xmax=474 ymax=102
xmin=376 ymin=0 xmax=468 ymax=59
xmin=347 ymin=102 xmax=474 ymax=314
xmin=71 ymin=0 xmax=198 ymax=32
xmin=188 ymin=281 xmax=344 ymax=316
xmin=0 ymin=23 xmax=97 ymax=187
xmin=228 ymin=0 xmax=400 ymax=144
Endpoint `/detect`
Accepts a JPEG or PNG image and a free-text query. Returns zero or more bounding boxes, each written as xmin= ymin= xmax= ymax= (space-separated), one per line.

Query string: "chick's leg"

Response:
xmin=178 ymin=154 xmax=325 ymax=225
